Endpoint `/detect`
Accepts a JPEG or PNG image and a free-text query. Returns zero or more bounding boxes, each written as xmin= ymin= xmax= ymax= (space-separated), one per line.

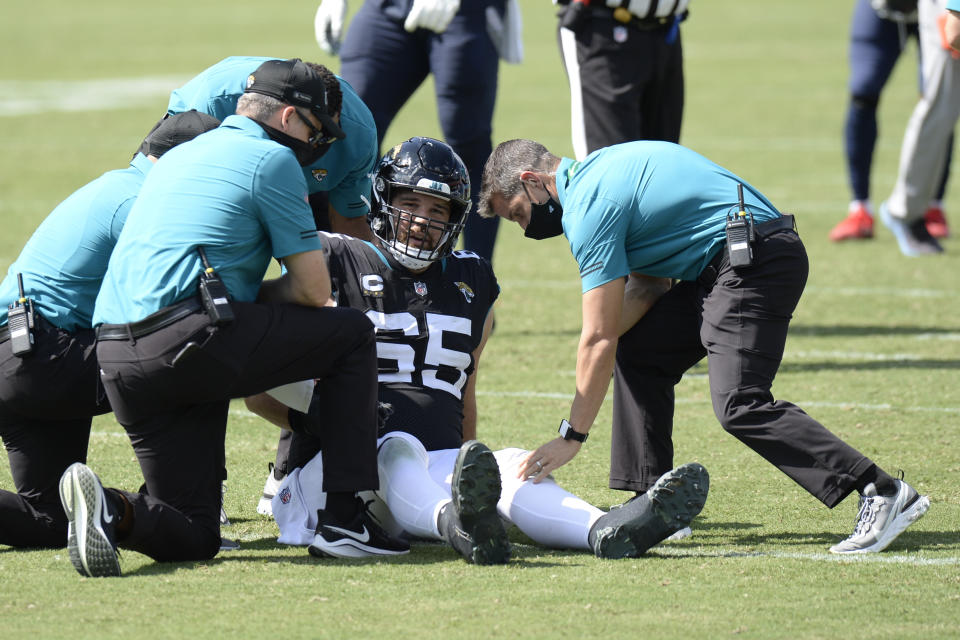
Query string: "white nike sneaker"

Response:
xmin=58 ymin=462 xmax=122 ymax=577
xmin=830 ymin=479 xmax=930 ymax=554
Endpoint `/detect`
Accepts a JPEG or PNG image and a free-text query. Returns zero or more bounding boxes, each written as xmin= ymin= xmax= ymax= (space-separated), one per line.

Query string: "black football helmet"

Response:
xmin=370 ymin=137 xmax=471 ymax=270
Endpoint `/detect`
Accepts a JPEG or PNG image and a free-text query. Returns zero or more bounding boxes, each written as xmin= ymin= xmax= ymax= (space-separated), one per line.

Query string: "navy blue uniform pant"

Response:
xmin=610 ymin=230 xmax=874 ymax=508
xmin=339 ymin=0 xmax=504 ymax=262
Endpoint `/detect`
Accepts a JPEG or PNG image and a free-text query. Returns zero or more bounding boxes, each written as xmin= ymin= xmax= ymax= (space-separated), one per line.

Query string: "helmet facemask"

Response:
xmin=374 ymin=190 xmax=466 ymax=270
xmin=370 ymin=137 xmax=472 ymax=270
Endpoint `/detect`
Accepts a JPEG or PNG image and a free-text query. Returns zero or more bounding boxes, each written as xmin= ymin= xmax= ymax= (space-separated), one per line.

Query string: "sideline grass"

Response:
xmin=2 ymin=1 xmax=959 ymax=638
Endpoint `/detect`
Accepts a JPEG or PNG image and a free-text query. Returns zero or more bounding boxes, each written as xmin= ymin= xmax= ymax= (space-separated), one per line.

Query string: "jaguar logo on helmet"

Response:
xmin=246 ymin=74 xmax=255 ymax=88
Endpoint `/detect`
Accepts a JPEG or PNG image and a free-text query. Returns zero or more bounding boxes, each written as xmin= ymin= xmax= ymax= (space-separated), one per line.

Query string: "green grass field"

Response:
xmin=2 ymin=1 xmax=959 ymax=638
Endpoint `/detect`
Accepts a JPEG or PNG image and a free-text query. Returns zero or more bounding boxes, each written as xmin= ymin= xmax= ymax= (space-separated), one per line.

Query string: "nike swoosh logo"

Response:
xmin=102 ymin=506 xmax=114 ymax=524
xmin=324 ymin=524 xmax=370 ymax=543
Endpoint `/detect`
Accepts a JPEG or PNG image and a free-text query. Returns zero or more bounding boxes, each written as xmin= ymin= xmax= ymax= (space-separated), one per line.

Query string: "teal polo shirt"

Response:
xmin=167 ymin=55 xmax=378 ymax=218
xmin=93 ymin=115 xmax=323 ymax=325
xmin=0 ymin=153 xmax=153 ymax=332
xmin=557 ymin=141 xmax=781 ymax=291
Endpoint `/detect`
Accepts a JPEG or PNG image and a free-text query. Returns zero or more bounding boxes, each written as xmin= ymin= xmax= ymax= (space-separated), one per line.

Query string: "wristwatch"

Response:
xmin=558 ymin=419 xmax=588 ymax=443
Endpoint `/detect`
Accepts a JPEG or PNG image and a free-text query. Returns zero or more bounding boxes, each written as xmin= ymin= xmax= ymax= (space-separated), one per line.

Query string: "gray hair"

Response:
xmin=478 ymin=139 xmax=558 ymax=218
xmin=236 ymin=92 xmax=286 ymax=122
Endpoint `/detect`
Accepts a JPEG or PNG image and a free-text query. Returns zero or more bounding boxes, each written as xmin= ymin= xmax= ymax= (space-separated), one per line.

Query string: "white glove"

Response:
xmin=486 ymin=0 xmax=523 ymax=64
xmin=403 ymin=0 xmax=460 ymax=34
xmin=315 ymin=0 xmax=348 ymax=56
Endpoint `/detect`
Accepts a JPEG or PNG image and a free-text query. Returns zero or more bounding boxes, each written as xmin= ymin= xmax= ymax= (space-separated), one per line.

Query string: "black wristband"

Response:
xmin=558 ymin=418 xmax=588 ymax=443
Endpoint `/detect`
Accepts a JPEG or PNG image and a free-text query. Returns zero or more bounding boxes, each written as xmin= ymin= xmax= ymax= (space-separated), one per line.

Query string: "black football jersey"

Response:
xmin=320 ymin=233 xmax=499 ymax=450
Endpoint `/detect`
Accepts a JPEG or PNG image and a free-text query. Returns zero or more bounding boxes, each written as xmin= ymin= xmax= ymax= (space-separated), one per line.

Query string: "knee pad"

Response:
xmin=377 ymin=431 xmax=429 ymax=468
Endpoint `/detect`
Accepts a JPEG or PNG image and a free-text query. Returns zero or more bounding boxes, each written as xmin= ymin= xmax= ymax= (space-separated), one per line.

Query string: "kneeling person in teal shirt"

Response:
xmin=0 ymin=111 xmax=219 ymax=551
xmin=59 ymin=59 xmax=405 ymax=579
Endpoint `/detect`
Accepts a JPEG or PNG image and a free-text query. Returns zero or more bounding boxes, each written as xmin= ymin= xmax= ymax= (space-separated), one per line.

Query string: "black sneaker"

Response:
xmin=58 ymin=463 xmax=121 ymax=577
xmin=441 ymin=440 xmax=511 ymax=565
xmin=308 ymin=498 xmax=410 ymax=558
xmin=219 ymin=537 xmax=241 ymax=552
xmin=591 ymin=462 xmax=709 ymax=559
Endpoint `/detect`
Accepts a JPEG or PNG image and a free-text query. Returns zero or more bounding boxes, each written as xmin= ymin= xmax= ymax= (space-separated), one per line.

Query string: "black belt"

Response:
xmin=557 ymin=1 xmax=684 ymax=30
xmin=754 ymin=214 xmax=797 ymax=238
xmin=698 ymin=215 xmax=797 ymax=289
xmin=95 ymin=297 xmax=204 ymax=341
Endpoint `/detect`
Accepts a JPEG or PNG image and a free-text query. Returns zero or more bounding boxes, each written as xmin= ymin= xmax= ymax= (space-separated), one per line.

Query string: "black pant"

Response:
xmin=610 ymin=230 xmax=874 ymax=508
xmin=558 ymin=12 xmax=684 ymax=154
xmin=0 ymin=318 xmax=109 ymax=548
xmin=95 ymin=300 xmax=379 ymax=562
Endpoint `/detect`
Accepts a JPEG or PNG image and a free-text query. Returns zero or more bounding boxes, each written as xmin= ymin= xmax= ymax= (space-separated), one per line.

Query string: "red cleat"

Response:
xmin=924 ymin=205 xmax=950 ymax=239
xmin=829 ymin=202 xmax=874 ymax=241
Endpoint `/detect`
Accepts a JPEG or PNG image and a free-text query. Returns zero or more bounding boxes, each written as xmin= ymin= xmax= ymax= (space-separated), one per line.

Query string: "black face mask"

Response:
xmin=523 ymin=195 xmax=564 ymax=240
xmin=258 ymin=123 xmax=332 ymax=167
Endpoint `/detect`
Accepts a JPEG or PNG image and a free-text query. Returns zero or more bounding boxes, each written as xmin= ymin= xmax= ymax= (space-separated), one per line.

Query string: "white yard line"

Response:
xmin=651 ymin=546 xmax=960 ymax=566
xmin=500 ymin=281 xmax=959 ymax=299
xmin=472 ymin=390 xmax=960 ymax=414
xmin=1 ymin=76 xmax=190 ymax=116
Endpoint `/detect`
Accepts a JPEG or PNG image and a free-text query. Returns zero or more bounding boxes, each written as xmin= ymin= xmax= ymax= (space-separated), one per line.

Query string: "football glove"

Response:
xmin=403 ymin=0 xmax=460 ymax=34
xmin=315 ymin=0 xmax=348 ymax=56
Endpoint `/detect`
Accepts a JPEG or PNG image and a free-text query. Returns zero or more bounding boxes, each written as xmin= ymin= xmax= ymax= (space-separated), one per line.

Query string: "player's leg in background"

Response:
xmin=640 ymin=24 xmax=684 ymax=144
xmin=926 ymin=131 xmax=953 ymax=237
xmin=886 ymin=0 xmax=960 ymax=232
xmin=339 ymin=3 xmax=431 ymax=149
xmin=834 ymin=0 xmax=907 ymax=241
xmin=430 ymin=2 xmax=501 ymax=263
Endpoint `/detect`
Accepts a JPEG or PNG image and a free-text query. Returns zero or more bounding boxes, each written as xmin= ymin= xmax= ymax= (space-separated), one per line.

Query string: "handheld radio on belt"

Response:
xmin=7 ymin=273 xmax=36 ymax=356
xmin=197 ymin=247 xmax=234 ymax=326
xmin=725 ymin=184 xmax=756 ymax=269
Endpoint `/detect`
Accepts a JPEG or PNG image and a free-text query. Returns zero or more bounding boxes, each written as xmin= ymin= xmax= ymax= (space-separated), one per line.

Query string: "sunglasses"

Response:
xmin=295 ymin=109 xmax=340 ymax=147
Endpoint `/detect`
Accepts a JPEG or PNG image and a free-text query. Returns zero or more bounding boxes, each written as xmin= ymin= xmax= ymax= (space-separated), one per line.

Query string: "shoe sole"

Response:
xmin=451 ymin=441 xmax=510 ymax=565
xmin=649 ymin=462 xmax=710 ymax=530
xmin=307 ymin=533 xmax=410 ymax=559
xmin=830 ymin=494 xmax=931 ymax=555
xmin=58 ymin=463 xmax=121 ymax=577
xmin=595 ymin=463 xmax=709 ymax=559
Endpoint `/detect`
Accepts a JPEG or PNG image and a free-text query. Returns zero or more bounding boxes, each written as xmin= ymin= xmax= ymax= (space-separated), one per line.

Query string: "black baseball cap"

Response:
xmin=244 ymin=58 xmax=346 ymax=141
xmin=141 ymin=110 xmax=221 ymax=158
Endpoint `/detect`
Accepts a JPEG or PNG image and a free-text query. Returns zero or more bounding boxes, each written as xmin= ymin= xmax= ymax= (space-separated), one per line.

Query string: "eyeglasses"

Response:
xmin=521 ymin=179 xmax=549 ymax=206
xmin=295 ymin=109 xmax=340 ymax=147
